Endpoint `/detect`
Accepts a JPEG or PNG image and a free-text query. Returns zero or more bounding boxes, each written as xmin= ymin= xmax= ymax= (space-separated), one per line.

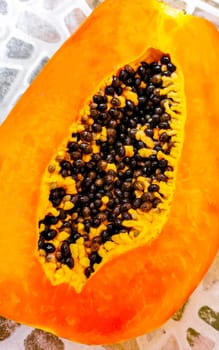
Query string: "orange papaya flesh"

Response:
xmin=37 ymin=49 xmax=185 ymax=292
xmin=0 ymin=0 xmax=219 ymax=345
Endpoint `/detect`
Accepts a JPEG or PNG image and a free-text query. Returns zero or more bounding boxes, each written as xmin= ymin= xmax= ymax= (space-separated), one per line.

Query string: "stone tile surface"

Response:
xmin=28 ymin=56 xmax=50 ymax=83
xmin=202 ymin=0 xmax=219 ymax=9
xmin=194 ymin=7 xmax=219 ymax=27
xmin=0 ymin=317 xmax=19 ymax=341
xmin=199 ymin=306 xmax=219 ymax=330
xmin=6 ymin=37 xmax=34 ymax=59
xmin=0 ymin=0 xmax=7 ymax=15
xmin=0 ymin=67 xmax=19 ymax=102
xmin=86 ymin=0 xmax=102 ymax=9
xmin=187 ymin=328 xmax=215 ymax=349
xmin=1 ymin=1 xmax=219 ymax=350
xmin=159 ymin=0 xmax=186 ymax=10
xmin=160 ymin=335 xmax=179 ymax=350
xmin=104 ymin=339 xmax=140 ymax=350
xmin=65 ymin=8 xmax=86 ymax=33
xmin=16 ymin=11 xmax=61 ymax=43
xmin=24 ymin=329 xmax=64 ymax=350
xmin=43 ymin=0 xmax=64 ymax=10
xmin=203 ymin=251 xmax=219 ymax=290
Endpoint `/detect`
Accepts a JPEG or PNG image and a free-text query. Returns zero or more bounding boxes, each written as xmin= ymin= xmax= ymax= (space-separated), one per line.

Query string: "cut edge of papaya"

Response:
xmin=0 ymin=0 xmax=219 ymax=345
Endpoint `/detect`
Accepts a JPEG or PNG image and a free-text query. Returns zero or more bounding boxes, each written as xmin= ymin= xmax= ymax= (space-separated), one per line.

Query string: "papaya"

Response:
xmin=0 ymin=0 xmax=219 ymax=345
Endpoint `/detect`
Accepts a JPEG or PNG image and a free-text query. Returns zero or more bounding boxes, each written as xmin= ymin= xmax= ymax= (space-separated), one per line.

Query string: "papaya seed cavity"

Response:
xmin=37 ymin=52 xmax=186 ymax=292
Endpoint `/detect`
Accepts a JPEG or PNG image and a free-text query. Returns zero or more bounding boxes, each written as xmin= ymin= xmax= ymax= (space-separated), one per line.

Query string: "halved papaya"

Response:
xmin=0 ymin=0 xmax=219 ymax=345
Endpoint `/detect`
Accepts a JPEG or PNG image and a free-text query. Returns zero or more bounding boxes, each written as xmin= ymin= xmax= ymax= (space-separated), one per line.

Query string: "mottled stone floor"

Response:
xmin=0 ymin=0 xmax=219 ymax=349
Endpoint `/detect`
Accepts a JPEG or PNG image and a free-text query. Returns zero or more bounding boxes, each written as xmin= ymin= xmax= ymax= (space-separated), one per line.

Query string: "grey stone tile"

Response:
xmin=28 ymin=56 xmax=49 ymax=83
xmin=137 ymin=328 xmax=166 ymax=347
xmin=203 ymin=251 xmax=219 ymax=290
xmin=162 ymin=0 xmax=186 ymax=10
xmin=187 ymin=328 xmax=215 ymax=349
xmin=104 ymin=339 xmax=140 ymax=350
xmin=6 ymin=37 xmax=34 ymax=59
xmin=0 ymin=67 xmax=18 ymax=103
xmin=0 ymin=317 xmax=20 ymax=340
xmin=24 ymin=329 xmax=64 ymax=350
xmin=194 ymin=7 xmax=219 ymax=28
xmin=16 ymin=11 xmax=61 ymax=43
xmin=43 ymin=0 xmax=63 ymax=10
xmin=201 ymin=0 xmax=219 ymax=9
xmin=160 ymin=335 xmax=179 ymax=350
xmin=0 ymin=0 xmax=7 ymax=15
xmin=65 ymin=8 xmax=86 ymax=34
xmin=199 ymin=306 xmax=219 ymax=331
xmin=86 ymin=0 xmax=102 ymax=9
xmin=172 ymin=301 xmax=188 ymax=321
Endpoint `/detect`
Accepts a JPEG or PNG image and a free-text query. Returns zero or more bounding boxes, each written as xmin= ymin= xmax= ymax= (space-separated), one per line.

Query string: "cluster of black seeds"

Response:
xmin=38 ymin=55 xmax=176 ymax=278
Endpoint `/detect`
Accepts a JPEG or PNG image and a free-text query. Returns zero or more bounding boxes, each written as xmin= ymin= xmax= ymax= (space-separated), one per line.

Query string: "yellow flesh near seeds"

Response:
xmin=37 ymin=52 xmax=186 ymax=293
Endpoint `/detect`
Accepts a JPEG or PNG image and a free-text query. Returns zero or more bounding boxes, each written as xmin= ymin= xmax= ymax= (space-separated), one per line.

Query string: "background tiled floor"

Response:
xmin=1 ymin=0 xmax=219 ymax=349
